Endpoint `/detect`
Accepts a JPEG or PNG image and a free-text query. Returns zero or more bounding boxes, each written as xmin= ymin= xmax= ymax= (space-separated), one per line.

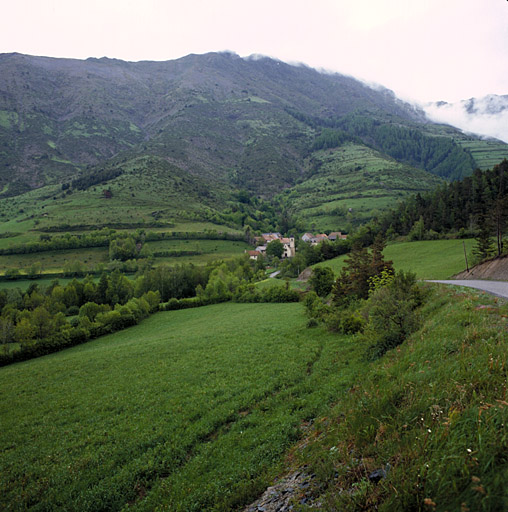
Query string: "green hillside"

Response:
xmin=314 ymin=239 xmax=474 ymax=280
xmin=456 ymin=137 xmax=508 ymax=170
xmin=278 ymin=143 xmax=443 ymax=231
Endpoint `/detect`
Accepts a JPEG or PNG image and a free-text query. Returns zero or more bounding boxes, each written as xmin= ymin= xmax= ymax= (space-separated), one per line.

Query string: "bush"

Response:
xmin=325 ymin=309 xmax=365 ymax=334
xmin=363 ymin=270 xmax=422 ymax=359
xmin=309 ymin=266 xmax=335 ymax=297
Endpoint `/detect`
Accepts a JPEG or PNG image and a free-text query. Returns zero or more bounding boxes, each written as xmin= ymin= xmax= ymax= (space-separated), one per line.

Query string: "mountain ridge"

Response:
xmin=0 ymin=51 xmax=507 ymax=205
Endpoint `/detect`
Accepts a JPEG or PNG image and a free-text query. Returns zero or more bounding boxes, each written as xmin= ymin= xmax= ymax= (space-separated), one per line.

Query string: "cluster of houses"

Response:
xmin=247 ymin=233 xmax=296 ymax=260
xmin=247 ymin=231 xmax=347 ymax=260
xmin=301 ymin=231 xmax=348 ymax=245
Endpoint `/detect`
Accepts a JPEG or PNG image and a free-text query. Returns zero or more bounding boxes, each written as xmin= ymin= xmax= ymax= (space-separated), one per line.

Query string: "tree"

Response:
xmin=14 ymin=317 xmax=36 ymax=343
xmin=0 ymin=317 xmax=14 ymax=345
xmin=490 ymin=195 xmax=508 ymax=256
xmin=332 ymin=236 xmax=393 ymax=306
xmin=109 ymin=236 xmax=137 ymax=261
xmin=408 ymin=215 xmax=426 ymax=241
xmin=473 ymin=215 xmax=495 ymax=263
xmin=310 ymin=266 xmax=335 ymax=297
xmin=266 ymin=239 xmax=284 ymax=259
xmin=31 ymin=306 xmax=55 ymax=339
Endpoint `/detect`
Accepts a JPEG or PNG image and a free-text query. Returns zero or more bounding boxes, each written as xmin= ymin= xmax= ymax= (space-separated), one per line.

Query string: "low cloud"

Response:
xmin=424 ymin=95 xmax=508 ymax=143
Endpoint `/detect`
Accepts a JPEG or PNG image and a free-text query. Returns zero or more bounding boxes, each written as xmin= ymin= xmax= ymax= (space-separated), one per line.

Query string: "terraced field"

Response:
xmin=457 ymin=138 xmax=508 ymax=170
xmin=279 ymin=143 xmax=443 ymax=231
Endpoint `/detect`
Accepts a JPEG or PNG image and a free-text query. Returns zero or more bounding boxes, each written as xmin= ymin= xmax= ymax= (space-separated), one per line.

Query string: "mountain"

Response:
xmin=0 ymin=52 xmax=424 ymax=195
xmin=1 ymin=52 xmax=508 ymax=233
xmin=424 ymin=94 xmax=508 ymax=144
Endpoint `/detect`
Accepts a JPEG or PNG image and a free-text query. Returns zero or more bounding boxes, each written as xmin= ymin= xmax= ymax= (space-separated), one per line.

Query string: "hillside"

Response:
xmin=1 ymin=51 xmax=507 ymax=201
xmin=1 ymin=288 xmax=506 ymax=511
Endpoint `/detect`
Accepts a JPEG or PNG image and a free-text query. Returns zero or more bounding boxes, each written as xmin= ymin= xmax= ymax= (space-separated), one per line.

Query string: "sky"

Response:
xmin=2 ymin=0 xmax=508 ymax=104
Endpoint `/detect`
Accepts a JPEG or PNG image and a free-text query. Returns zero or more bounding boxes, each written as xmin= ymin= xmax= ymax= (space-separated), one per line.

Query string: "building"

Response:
xmin=247 ymin=250 xmax=262 ymax=260
xmin=328 ymin=231 xmax=348 ymax=241
xmin=280 ymin=237 xmax=296 ymax=258
xmin=253 ymin=233 xmax=295 ymax=258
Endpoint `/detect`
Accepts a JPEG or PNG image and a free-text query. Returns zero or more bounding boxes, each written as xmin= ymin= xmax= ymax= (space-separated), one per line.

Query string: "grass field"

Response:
xmin=0 ymin=247 xmax=109 ymax=273
xmin=314 ymin=239 xmax=475 ymax=280
xmin=0 ymin=302 xmax=364 ymax=511
xmin=0 ymin=276 xmax=82 ymax=291
xmin=0 ymin=239 xmax=251 ymax=276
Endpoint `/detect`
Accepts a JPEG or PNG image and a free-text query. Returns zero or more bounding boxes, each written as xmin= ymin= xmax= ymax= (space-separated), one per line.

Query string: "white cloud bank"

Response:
xmin=424 ymin=95 xmax=508 ymax=144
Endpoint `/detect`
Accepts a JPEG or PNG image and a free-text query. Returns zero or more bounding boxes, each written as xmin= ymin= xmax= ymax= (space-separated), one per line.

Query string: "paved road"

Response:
xmin=427 ymin=280 xmax=508 ymax=299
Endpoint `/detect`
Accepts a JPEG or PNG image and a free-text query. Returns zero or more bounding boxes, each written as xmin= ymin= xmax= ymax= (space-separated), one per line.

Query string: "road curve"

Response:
xmin=427 ymin=280 xmax=508 ymax=299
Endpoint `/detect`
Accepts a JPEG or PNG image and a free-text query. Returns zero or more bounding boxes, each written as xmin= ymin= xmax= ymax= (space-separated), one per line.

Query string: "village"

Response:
xmin=247 ymin=231 xmax=348 ymax=260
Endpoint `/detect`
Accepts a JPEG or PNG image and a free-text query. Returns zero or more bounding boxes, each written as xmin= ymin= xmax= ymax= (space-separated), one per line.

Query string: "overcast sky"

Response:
xmin=2 ymin=0 xmax=507 ymax=104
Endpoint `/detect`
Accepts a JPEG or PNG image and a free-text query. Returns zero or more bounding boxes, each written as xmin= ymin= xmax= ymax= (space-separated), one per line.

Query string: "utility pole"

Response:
xmin=463 ymin=241 xmax=469 ymax=272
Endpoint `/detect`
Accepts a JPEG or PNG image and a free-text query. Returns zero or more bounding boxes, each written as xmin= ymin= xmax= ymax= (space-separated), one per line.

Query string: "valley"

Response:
xmin=0 ymin=52 xmax=507 ymax=512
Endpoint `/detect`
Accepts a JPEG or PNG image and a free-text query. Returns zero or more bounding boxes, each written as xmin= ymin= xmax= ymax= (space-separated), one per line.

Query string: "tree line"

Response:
xmin=373 ymin=159 xmax=508 ymax=260
xmin=0 ymin=255 xmax=301 ymax=366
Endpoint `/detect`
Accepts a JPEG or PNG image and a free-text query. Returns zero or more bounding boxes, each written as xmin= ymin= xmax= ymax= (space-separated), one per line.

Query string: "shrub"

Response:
xmin=325 ymin=309 xmax=365 ymax=334
xmin=309 ymin=266 xmax=335 ymax=297
xmin=363 ymin=270 xmax=422 ymax=359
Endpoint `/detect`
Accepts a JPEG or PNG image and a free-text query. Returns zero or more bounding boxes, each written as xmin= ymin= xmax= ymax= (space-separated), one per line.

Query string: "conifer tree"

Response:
xmin=473 ymin=215 xmax=495 ymax=262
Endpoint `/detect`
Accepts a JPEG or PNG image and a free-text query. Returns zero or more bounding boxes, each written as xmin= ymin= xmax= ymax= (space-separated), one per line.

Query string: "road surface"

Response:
xmin=427 ymin=280 xmax=508 ymax=299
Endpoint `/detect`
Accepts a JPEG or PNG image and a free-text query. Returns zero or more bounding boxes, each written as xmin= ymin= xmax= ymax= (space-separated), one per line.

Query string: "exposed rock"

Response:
xmin=453 ymin=255 xmax=508 ymax=281
xmin=297 ymin=267 xmax=312 ymax=282
xmin=368 ymin=468 xmax=387 ymax=483
xmin=243 ymin=471 xmax=317 ymax=512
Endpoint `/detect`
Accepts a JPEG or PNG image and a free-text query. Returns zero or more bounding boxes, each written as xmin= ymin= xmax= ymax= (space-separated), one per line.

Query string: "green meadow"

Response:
xmin=0 ymin=302 xmax=363 ymax=511
xmin=314 ymin=239 xmax=475 ymax=280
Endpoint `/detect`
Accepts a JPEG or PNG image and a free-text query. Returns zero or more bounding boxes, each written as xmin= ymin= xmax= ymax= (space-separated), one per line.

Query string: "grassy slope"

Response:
xmin=1 ymin=282 xmax=506 ymax=511
xmin=0 ymin=302 xmax=364 ymax=512
xmin=297 ymin=285 xmax=508 ymax=511
xmin=314 ymin=239 xmax=475 ymax=280
xmin=457 ymin=138 xmax=508 ymax=170
xmin=279 ymin=143 xmax=443 ymax=232
xmin=0 ymin=156 xmax=232 ymax=236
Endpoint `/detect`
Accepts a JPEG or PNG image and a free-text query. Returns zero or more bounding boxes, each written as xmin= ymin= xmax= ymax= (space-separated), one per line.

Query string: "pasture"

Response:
xmin=0 ymin=302 xmax=362 ymax=511
xmin=314 ymin=238 xmax=475 ymax=280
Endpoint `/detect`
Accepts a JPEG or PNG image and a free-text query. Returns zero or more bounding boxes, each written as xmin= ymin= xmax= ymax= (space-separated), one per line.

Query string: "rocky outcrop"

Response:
xmin=243 ymin=471 xmax=317 ymax=512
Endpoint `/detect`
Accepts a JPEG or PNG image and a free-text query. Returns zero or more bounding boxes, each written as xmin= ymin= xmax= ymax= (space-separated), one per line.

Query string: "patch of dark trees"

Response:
xmin=70 ymin=167 xmax=124 ymax=190
xmin=374 ymin=159 xmax=508 ymax=258
xmin=286 ymin=108 xmax=475 ymax=180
